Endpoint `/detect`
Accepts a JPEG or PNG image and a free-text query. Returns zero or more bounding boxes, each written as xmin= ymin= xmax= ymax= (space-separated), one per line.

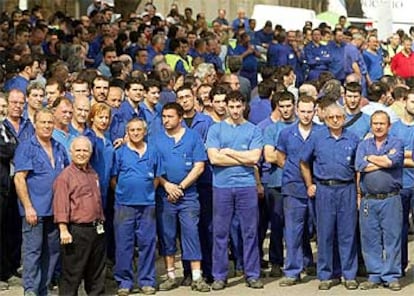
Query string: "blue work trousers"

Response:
xmin=114 ymin=204 xmax=156 ymax=289
xmin=359 ymin=195 xmax=402 ymax=284
xmin=283 ymin=195 xmax=315 ymax=279
xmin=315 ymin=183 xmax=358 ymax=281
xmin=266 ymin=187 xmax=284 ymax=266
xmin=22 ymin=217 xmax=60 ymax=296
xmin=212 ymin=186 xmax=260 ymax=281
xmin=399 ymin=188 xmax=412 ymax=273
xmin=156 ymin=197 xmax=202 ymax=261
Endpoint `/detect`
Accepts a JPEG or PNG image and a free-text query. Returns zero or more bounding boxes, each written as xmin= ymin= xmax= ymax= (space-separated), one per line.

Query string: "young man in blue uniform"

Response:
xmin=155 ymin=103 xmax=210 ymax=292
xmin=266 ymin=96 xmax=319 ymax=286
xmin=14 ymin=108 xmax=69 ymax=296
xmin=300 ymin=103 xmax=360 ymax=290
xmin=356 ymin=110 xmax=404 ymax=291
xmin=343 ymin=82 xmax=371 ymax=141
xmin=111 ymin=118 xmax=162 ymax=296
xmin=389 ymin=90 xmax=414 ymax=276
xmin=206 ymin=90 xmax=264 ymax=290
xmin=176 ymin=85 xmax=214 ymax=284
xmin=262 ymin=91 xmax=297 ymax=277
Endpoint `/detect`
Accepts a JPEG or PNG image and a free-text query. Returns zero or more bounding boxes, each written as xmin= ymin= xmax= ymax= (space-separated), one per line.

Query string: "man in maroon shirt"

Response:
xmin=53 ymin=136 xmax=106 ymax=295
xmin=391 ymin=37 xmax=414 ymax=79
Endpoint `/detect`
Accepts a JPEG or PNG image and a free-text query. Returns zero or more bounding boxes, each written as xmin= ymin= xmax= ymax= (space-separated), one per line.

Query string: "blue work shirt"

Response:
xmin=85 ymin=129 xmax=114 ymax=209
xmin=154 ymin=128 xmax=207 ymax=197
xmin=110 ymin=100 xmax=145 ymax=142
xmin=205 ymin=53 xmax=224 ymax=72
xmin=206 ymin=120 xmax=263 ymax=188
xmin=277 ymin=123 xmax=322 ymax=198
xmin=362 ymin=50 xmax=383 ymax=82
xmin=133 ymin=62 xmax=153 ymax=73
xmin=267 ymin=43 xmax=290 ymax=67
xmin=13 ymin=136 xmax=69 ymax=216
xmin=390 ymin=120 xmax=414 ymax=188
xmin=52 ymin=129 xmax=76 ymax=159
xmin=183 ymin=112 xmax=214 ymax=184
xmin=159 ymin=88 xmax=176 ymax=106
xmin=257 ymin=116 xmax=278 ymax=184
xmin=355 ymin=135 xmax=403 ymax=194
xmin=327 ymin=40 xmax=346 ymax=81
xmin=344 ymin=43 xmax=367 ymax=76
xmin=3 ymin=117 xmax=34 ymax=142
xmin=344 ymin=112 xmax=371 ymax=141
xmin=232 ymin=44 xmax=258 ymax=73
xmin=301 ymin=127 xmax=359 ymax=181
xmin=304 ymin=42 xmax=331 ymax=73
xmin=264 ymin=120 xmax=296 ymax=188
xmin=112 ymin=143 xmax=163 ymax=206
xmin=248 ymin=98 xmax=272 ymax=125
xmin=286 ymin=46 xmax=305 ymax=86
xmin=68 ymin=124 xmax=91 ymax=137
xmin=4 ymin=75 xmax=30 ymax=95
xmin=255 ymin=29 xmax=273 ymax=46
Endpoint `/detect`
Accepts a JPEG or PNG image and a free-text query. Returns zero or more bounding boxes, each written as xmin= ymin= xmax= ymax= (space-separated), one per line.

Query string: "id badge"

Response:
xmin=96 ymin=222 xmax=105 ymax=234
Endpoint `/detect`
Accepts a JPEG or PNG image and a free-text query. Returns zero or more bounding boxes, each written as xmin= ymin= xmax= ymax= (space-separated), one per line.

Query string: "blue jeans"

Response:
xmin=360 ymin=195 xmax=402 ymax=283
xmin=212 ymin=186 xmax=260 ymax=281
xmin=114 ymin=204 xmax=156 ymax=289
xmin=22 ymin=217 xmax=60 ymax=296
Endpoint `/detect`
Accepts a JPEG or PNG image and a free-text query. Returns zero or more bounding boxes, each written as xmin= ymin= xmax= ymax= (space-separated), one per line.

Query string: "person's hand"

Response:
xmin=60 ymin=230 xmax=73 ymax=245
xmin=164 ymin=182 xmax=184 ymax=200
xmin=257 ymin=183 xmax=265 ymax=199
xmin=113 ymin=138 xmax=123 ymax=149
xmin=307 ymin=184 xmax=316 ymax=198
xmin=25 ymin=206 xmax=38 ymax=226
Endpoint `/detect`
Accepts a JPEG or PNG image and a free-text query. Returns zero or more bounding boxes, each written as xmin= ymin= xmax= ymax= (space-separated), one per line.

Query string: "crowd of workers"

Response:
xmin=1 ymin=0 xmax=414 ymax=295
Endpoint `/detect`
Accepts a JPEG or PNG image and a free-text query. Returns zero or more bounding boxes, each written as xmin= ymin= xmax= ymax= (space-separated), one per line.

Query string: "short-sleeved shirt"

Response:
xmin=53 ymin=163 xmax=104 ymax=224
xmin=154 ymin=128 xmax=207 ymax=197
xmin=263 ymin=120 xmax=296 ymax=188
xmin=52 ymin=129 xmax=76 ymax=160
xmin=277 ymin=123 xmax=322 ymax=198
xmin=85 ymin=129 xmax=114 ymax=208
xmin=389 ymin=120 xmax=414 ymax=188
xmin=112 ymin=144 xmax=163 ymax=205
xmin=3 ymin=116 xmax=35 ymax=143
xmin=344 ymin=112 xmax=371 ymax=141
xmin=110 ymin=100 xmax=145 ymax=142
xmin=13 ymin=136 xmax=69 ymax=216
xmin=206 ymin=120 xmax=263 ymax=188
xmin=355 ymin=135 xmax=404 ymax=194
xmin=300 ymin=127 xmax=359 ymax=181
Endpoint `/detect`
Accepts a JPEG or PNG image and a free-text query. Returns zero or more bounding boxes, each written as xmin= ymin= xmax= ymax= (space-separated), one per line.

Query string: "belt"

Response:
xmin=70 ymin=220 xmax=103 ymax=227
xmin=318 ymin=179 xmax=354 ymax=186
xmin=364 ymin=191 xmax=399 ymax=200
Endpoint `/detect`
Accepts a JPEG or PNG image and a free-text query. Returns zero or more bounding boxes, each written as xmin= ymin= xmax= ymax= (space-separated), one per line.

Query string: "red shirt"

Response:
xmin=391 ymin=51 xmax=414 ymax=79
xmin=53 ymin=163 xmax=104 ymax=224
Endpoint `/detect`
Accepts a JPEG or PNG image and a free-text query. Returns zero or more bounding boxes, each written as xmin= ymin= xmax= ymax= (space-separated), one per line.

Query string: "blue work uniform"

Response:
xmin=4 ymin=75 xmax=30 ymax=95
xmin=267 ymin=42 xmax=290 ymax=67
xmin=355 ymin=135 xmax=403 ymax=284
xmin=206 ymin=120 xmax=263 ymax=281
xmin=344 ymin=112 xmax=371 ymax=141
xmin=13 ymin=136 xmax=69 ymax=296
xmin=112 ymin=143 xmax=163 ymax=290
xmin=248 ymin=98 xmax=272 ymax=125
xmin=232 ymin=44 xmax=259 ymax=88
xmin=110 ymin=100 xmax=145 ymax=142
xmin=344 ymin=43 xmax=368 ymax=96
xmin=304 ymin=42 xmax=331 ymax=80
xmin=154 ymin=128 xmax=207 ymax=261
xmin=363 ymin=50 xmax=384 ymax=82
xmin=3 ymin=116 xmax=35 ymax=143
xmin=263 ymin=120 xmax=296 ymax=269
xmin=301 ymin=127 xmax=359 ymax=281
xmin=389 ymin=121 xmax=414 ymax=273
xmin=327 ymin=40 xmax=346 ymax=82
xmin=276 ymin=123 xmax=321 ymax=279
xmin=85 ymin=129 xmax=114 ymax=209
xmin=182 ymin=112 xmax=214 ymax=279
xmin=52 ymin=129 xmax=75 ymax=160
